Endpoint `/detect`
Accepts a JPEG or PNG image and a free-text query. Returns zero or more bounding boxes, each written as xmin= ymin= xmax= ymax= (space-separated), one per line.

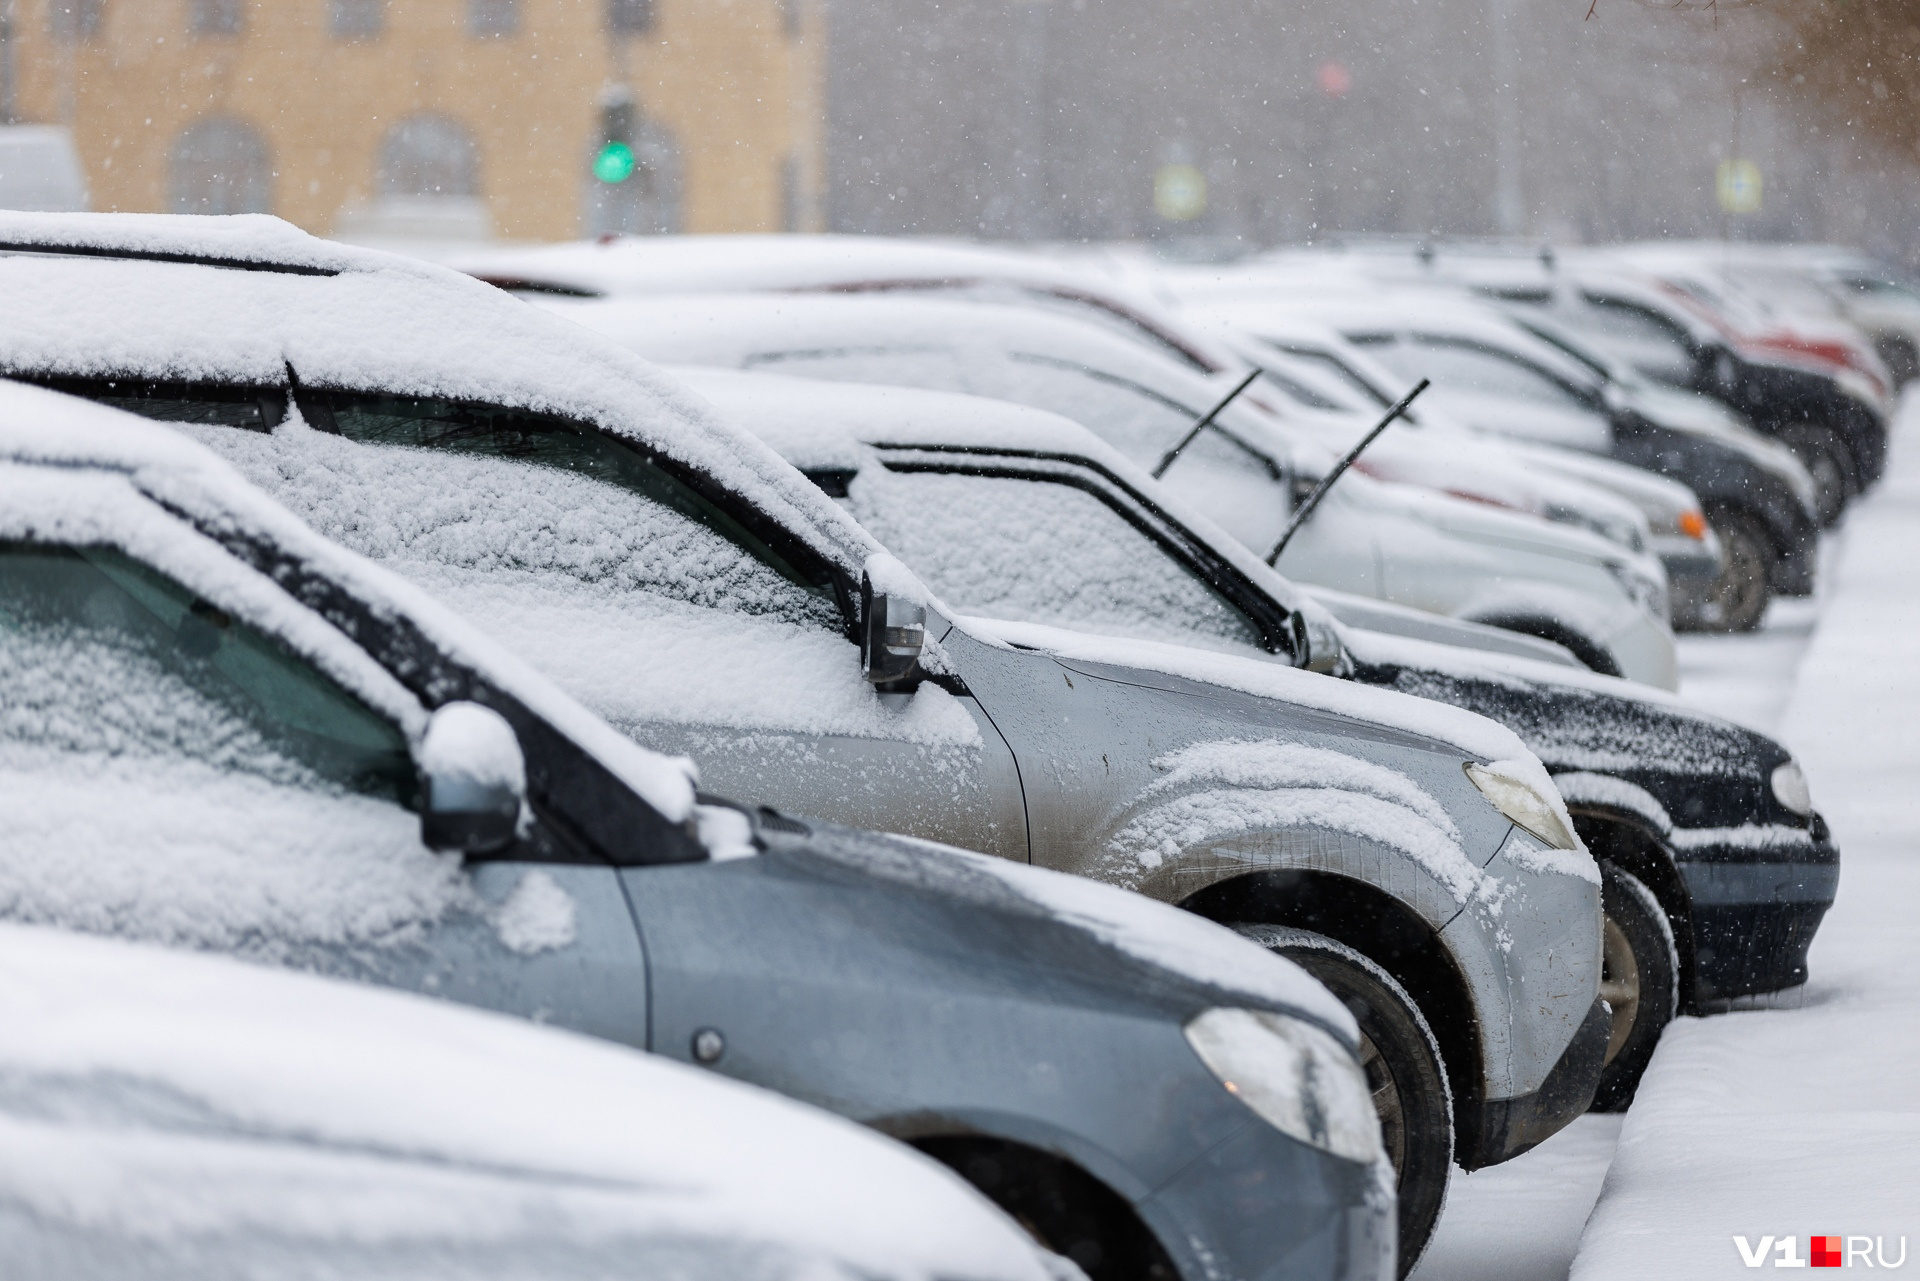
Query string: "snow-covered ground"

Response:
xmin=1416 ymin=399 xmax=1920 ymax=1280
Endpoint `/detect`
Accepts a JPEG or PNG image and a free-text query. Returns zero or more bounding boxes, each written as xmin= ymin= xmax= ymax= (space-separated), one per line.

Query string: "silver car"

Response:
xmin=0 ymin=378 xmax=1392 ymax=1281
xmin=0 ymin=214 xmax=1602 ymax=1274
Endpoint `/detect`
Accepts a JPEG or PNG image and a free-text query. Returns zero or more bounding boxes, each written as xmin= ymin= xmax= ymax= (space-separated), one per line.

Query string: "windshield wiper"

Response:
xmin=1149 ymin=367 xmax=1262 ymax=479
xmin=1265 ymin=379 xmax=1430 ymax=566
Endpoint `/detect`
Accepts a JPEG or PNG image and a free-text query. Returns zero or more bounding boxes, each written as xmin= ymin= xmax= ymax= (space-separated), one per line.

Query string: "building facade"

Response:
xmin=0 ymin=0 xmax=825 ymax=240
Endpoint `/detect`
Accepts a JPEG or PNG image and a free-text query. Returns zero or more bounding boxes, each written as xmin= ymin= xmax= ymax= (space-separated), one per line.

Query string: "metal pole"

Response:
xmin=1488 ymin=0 xmax=1523 ymax=235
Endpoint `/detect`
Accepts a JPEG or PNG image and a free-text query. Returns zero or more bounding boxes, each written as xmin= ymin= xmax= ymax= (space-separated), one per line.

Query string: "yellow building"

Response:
xmin=0 ymin=0 xmax=825 ymax=239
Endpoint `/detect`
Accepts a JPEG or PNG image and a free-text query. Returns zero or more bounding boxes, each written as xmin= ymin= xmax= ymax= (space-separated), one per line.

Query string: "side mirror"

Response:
xmin=418 ymin=701 xmax=526 ymax=855
xmin=1289 ymin=610 xmax=1345 ymax=675
xmin=860 ymin=555 xmax=927 ymax=691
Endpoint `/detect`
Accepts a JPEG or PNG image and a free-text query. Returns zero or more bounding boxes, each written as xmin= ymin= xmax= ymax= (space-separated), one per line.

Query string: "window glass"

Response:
xmin=0 ymin=543 xmax=412 ymax=801
xmin=331 ymin=0 xmax=384 ymax=38
xmin=1374 ymin=338 xmax=1594 ymax=410
xmin=169 ymin=390 xmax=859 ymax=741
xmin=0 ymin=541 xmax=472 ymax=951
xmin=1273 ymin=346 xmax=1394 ymax=408
xmin=1578 ymin=296 xmax=1693 ymax=351
xmin=982 ymin=354 xmax=1195 ymax=465
xmin=470 ymin=0 xmax=517 ymax=36
xmin=847 ymin=465 xmax=1266 ymax=655
xmin=1155 ymin=429 xmax=1293 ymax=561
xmin=169 ymin=116 xmax=274 ymax=216
xmin=22 ymin=376 xmax=280 ymax=431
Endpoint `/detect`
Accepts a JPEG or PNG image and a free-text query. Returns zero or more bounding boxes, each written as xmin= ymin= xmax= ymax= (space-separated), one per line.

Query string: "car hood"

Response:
xmin=1338 ymin=625 xmax=1800 ymax=832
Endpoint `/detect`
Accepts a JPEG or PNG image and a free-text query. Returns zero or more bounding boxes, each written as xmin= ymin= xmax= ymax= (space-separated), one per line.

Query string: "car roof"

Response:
xmin=0 ymin=921 xmax=1046 ymax=1281
xmin=0 ymin=376 xmax=701 ymax=822
xmin=451 ymin=232 xmax=1243 ymax=372
xmin=0 ymin=211 xmax=883 ymax=584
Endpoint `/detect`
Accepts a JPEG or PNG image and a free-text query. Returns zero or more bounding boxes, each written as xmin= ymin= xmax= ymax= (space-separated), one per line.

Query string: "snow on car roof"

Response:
xmin=0 ymin=378 xmax=701 ymax=823
xmin=669 ymin=365 xmax=1554 ymax=771
xmin=0 ymin=212 xmax=886 ymax=585
xmin=451 ymin=233 xmax=1241 ymax=370
xmin=0 ymin=921 xmax=1048 ymax=1281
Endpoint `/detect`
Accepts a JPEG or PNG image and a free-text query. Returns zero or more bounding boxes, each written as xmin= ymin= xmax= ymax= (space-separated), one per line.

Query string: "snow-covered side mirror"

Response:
xmin=860 ymin=553 xmax=927 ymax=691
xmin=418 ymin=702 xmax=526 ymax=855
xmin=1288 ymin=610 xmax=1347 ymax=676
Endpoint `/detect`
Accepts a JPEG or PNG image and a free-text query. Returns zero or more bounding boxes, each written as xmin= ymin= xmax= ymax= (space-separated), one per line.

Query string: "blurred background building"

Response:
xmin=0 ymin=0 xmax=825 ymax=242
xmin=823 ymin=0 xmax=1920 ymax=261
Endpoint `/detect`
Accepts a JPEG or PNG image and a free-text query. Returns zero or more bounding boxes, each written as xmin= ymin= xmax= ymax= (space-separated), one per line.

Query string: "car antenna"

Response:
xmin=1265 ymin=378 xmax=1430 ymax=566
xmin=1150 ymin=366 xmax=1263 ymax=479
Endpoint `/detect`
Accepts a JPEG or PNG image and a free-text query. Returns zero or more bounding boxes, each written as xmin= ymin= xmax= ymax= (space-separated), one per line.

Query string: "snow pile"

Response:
xmin=419 ymin=702 xmax=525 ymax=796
xmin=488 ymin=871 xmax=577 ymax=956
xmin=1107 ymin=740 xmax=1490 ymax=903
xmin=1570 ymin=400 xmax=1920 ymax=1279
xmin=0 ymin=923 xmax=1049 ymax=1281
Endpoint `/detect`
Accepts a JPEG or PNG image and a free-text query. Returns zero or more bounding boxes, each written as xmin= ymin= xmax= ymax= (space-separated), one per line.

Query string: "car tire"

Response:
xmin=1776 ymin=423 xmax=1856 ymax=527
xmin=1686 ymin=503 xmax=1774 ymax=633
xmin=1873 ymin=334 xmax=1919 ymax=388
xmin=1236 ymin=924 xmax=1452 ymax=1279
xmin=1589 ymin=862 xmax=1679 ymax=1113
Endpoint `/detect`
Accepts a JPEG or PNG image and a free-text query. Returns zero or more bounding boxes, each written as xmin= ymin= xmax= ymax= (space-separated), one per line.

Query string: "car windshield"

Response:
xmin=846 ymin=460 xmax=1269 ymax=655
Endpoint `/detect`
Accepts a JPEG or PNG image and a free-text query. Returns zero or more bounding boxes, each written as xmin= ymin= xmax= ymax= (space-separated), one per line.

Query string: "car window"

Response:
xmin=847 ymin=463 xmax=1268 ymax=655
xmin=1271 ymin=346 xmax=1395 ymax=409
xmin=1154 ymin=428 xmax=1294 ymax=561
xmin=0 ymin=541 xmax=413 ymax=801
xmin=1375 ymin=337 xmax=1596 ymax=410
xmin=0 ymin=540 xmax=482 ymax=950
xmin=981 ymin=354 xmax=1197 ymax=465
xmin=1577 ymin=296 xmax=1694 ymax=351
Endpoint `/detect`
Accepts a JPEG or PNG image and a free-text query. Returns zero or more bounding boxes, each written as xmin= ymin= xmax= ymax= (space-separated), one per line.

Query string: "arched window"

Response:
xmin=169 ymin=117 xmax=273 ymax=215
xmin=582 ymin=114 xmax=679 ymax=236
xmin=377 ymin=114 xmax=480 ymax=198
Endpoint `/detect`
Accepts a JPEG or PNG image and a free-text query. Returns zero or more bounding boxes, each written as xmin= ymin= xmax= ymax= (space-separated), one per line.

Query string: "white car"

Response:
xmin=0 ymin=922 xmax=1056 ymax=1281
xmin=553 ymin=290 xmax=1680 ymax=688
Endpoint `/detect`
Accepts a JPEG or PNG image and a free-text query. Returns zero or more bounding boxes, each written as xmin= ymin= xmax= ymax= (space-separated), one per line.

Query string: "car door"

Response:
xmin=0 ymin=533 xmax=652 ymax=1046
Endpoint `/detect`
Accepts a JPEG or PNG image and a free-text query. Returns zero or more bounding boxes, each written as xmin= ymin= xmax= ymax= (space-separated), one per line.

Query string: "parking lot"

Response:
xmin=1420 ymin=392 xmax=1919 ymax=1279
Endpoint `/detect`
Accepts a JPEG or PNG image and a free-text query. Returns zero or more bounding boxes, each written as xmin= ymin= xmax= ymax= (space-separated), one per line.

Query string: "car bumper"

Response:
xmin=1141 ymin=1120 xmax=1395 ymax=1281
xmin=1676 ymin=840 xmax=1840 ymax=1004
xmin=1652 ymin=537 xmax=1721 ymax=585
xmin=1465 ymin=997 xmax=1609 ymax=1166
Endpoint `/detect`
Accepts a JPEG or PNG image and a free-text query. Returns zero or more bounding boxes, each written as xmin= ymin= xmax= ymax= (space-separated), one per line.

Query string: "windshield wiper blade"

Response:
xmin=1150 ymin=367 xmax=1262 ymax=479
xmin=1265 ymin=378 xmax=1430 ymax=566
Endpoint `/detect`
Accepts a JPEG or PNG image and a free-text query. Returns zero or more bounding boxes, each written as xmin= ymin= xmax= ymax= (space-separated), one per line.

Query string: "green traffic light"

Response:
xmin=594 ymin=141 xmax=636 ymax=184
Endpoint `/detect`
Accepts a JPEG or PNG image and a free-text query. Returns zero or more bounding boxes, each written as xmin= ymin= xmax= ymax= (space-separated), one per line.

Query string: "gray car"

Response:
xmin=0 ymin=213 xmax=1601 ymax=1274
xmin=0 ymin=378 xmax=1392 ymax=1281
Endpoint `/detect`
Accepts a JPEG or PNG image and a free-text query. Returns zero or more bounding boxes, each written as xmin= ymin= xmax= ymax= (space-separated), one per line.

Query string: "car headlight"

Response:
xmin=1183 ymin=1008 xmax=1382 ymax=1165
xmin=1771 ymin=760 xmax=1813 ymax=817
xmin=1465 ymin=761 xmax=1580 ymax=851
xmin=1606 ymin=560 xmax=1669 ymax=620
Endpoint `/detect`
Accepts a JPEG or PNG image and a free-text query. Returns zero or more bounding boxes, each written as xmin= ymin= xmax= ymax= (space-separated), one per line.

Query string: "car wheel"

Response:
xmin=1236 ymin=924 xmax=1452 ymax=1279
xmin=1872 ymin=334 xmax=1919 ymax=387
xmin=1589 ymin=863 xmax=1679 ymax=1113
xmin=1777 ymin=424 xmax=1856 ymax=527
xmin=1689 ymin=504 xmax=1774 ymax=633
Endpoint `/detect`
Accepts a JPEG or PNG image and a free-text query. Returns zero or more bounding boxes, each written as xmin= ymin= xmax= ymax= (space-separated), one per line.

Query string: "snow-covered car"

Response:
xmin=0 ymin=375 xmax=1393 ymax=1281
xmin=1206 ymin=289 xmax=1822 ymax=633
xmin=677 ymin=364 xmax=1839 ymax=1116
xmin=1200 ymin=299 xmax=1819 ymax=634
xmin=463 ymin=234 xmax=1692 ymax=621
xmin=0 ymin=213 xmax=1602 ymax=1276
xmin=551 ymin=290 xmax=1680 ymax=688
xmin=0 ymin=923 xmax=1060 ymax=1281
xmin=1461 ymin=256 xmax=1886 ymax=528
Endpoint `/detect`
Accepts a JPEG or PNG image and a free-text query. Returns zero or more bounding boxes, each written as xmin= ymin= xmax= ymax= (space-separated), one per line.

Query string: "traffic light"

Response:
xmin=594 ymin=97 xmax=636 ymax=184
